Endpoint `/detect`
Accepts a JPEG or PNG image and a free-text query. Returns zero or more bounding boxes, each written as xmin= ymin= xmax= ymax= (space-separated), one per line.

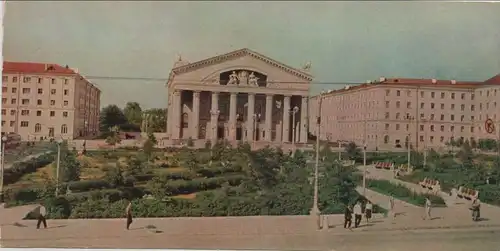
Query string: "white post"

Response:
xmin=55 ymin=141 xmax=61 ymax=196
xmin=311 ymin=91 xmax=324 ymax=229
xmin=0 ymin=136 xmax=6 ymax=203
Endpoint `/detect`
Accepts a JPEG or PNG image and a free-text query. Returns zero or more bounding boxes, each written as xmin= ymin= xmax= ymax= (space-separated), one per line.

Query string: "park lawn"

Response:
xmin=152 ymin=167 xmax=188 ymax=175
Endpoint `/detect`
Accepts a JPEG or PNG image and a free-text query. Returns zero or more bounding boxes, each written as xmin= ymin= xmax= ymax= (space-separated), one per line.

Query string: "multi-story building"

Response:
xmin=309 ymin=75 xmax=500 ymax=151
xmin=1 ymin=62 xmax=101 ymax=141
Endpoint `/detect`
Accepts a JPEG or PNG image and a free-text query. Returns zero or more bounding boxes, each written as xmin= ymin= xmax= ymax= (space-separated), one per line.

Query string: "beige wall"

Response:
xmin=310 ymin=82 xmax=500 ymax=151
xmin=2 ymin=71 xmax=100 ymax=141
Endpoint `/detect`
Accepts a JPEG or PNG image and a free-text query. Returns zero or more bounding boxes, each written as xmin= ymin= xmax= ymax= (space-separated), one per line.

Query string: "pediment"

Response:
xmin=169 ymin=48 xmax=313 ymax=83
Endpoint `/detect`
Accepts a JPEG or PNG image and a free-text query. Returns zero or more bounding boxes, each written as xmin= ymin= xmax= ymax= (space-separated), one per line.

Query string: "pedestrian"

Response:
xmin=353 ymin=201 xmax=363 ymax=228
xmin=388 ymin=195 xmax=395 ymax=219
xmin=424 ymin=197 xmax=432 ymax=220
xmin=343 ymin=204 xmax=352 ymax=229
xmin=36 ymin=204 xmax=47 ymax=229
xmin=125 ymin=200 xmax=133 ymax=230
xmin=365 ymin=200 xmax=373 ymax=223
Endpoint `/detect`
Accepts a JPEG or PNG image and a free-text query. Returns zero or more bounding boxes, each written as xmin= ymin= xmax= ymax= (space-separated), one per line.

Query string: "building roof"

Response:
xmin=311 ymin=75 xmax=499 ymax=99
xmin=3 ymin=61 xmax=77 ymax=75
xmin=169 ymin=48 xmax=313 ymax=82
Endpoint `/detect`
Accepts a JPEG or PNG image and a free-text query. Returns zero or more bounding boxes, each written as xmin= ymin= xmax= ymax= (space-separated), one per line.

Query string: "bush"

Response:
xmin=3 ymin=153 xmax=55 ymax=185
xmin=67 ymin=180 xmax=112 ymax=192
xmin=65 ymin=189 xmax=124 ymax=203
xmin=366 ymin=179 xmax=446 ymax=207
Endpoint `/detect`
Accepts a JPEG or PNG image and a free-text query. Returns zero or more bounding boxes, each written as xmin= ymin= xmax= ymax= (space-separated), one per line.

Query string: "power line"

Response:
xmin=84 ymin=75 xmax=360 ymax=85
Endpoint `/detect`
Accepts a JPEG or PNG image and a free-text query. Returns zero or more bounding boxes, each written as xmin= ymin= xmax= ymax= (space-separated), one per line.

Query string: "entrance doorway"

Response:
xmin=217 ymin=127 xmax=224 ymax=139
xmin=236 ymin=127 xmax=242 ymax=140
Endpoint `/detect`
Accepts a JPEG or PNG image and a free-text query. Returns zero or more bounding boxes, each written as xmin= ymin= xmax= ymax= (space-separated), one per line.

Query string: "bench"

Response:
xmin=374 ymin=162 xmax=394 ymax=170
xmin=418 ymin=177 xmax=441 ymax=193
xmin=457 ymin=186 xmax=479 ymax=200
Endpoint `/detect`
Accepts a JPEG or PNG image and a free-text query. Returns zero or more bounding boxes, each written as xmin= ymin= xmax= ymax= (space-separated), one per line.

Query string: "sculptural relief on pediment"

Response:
xmin=219 ymin=69 xmax=267 ymax=87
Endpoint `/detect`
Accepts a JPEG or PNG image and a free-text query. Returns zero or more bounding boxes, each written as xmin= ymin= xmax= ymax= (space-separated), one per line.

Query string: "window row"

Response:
xmin=385 ymin=101 xmax=497 ymax=111
xmin=384 ymin=123 xmax=476 ymax=133
xmin=386 ymin=89 xmax=500 ymax=99
xmin=1 ymin=109 xmax=68 ymax=117
xmin=2 ymin=76 xmax=69 ymax=85
xmin=1 ymin=98 xmax=70 ymax=106
xmin=384 ymin=112 xmax=496 ymax=122
xmin=383 ymin=135 xmax=474 ymax=144
xmin=2 ymin=87 xmax=70 ymax=95
xmin=0 ymin=122 xmax=69 ymax=134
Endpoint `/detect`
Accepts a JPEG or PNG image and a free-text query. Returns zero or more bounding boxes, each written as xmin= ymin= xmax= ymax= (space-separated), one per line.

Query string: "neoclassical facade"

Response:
xmin=165 ymin=48 xmax=312 ymax=146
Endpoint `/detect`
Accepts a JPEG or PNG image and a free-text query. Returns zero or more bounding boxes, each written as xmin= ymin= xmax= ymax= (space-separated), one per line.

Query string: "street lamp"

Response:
xmin=404 ymin=114 xmax=415 ymax=170
xmin=253 ymin=113 xmax=261 ymax=150
xmin=0 ymin=136 xmax=8 ymax=203
xmin=210 ymin=110 xmax=220 ymax=147
xmin=421 ymin=117 xmax=433 ymax=170
xmin=363 ymin=143 xmax=367 ymax=196
xmin=55 ymin=139 xmax=63 ymax=196
xmin=290 ymin=106 xmax=299 ymax=157
xmin=311 ymin=91 xmax=325 ymax=226
xmin=84 ymin=120 xmax=89 ymax=138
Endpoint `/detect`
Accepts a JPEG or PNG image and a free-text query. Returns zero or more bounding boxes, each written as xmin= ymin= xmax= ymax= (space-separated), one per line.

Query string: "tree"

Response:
xmin=104 ymin=165 xmax=124 ymax=187
xmin=344 ymin=142 xmax=361 ymax=161
xmin=123 ymin=102 xmax=143 ymax=127
xmin=55 ymin=142 xmax=81 ymax=183
xmin=100 ymin=105 xmax=128 ymax=134
xmin=143 ymin=139 xmax=155 ymax=161
xmin=143 ymin=108 xmax=167 ymax=133
xmin=105 ymin=126 xmax=122 ymax=149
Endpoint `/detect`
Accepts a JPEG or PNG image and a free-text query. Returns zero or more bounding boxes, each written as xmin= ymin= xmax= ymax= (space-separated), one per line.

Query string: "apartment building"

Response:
xmin=1 ymin=62 xmax=101 ymax=141
xmin=309 ymin=75 xmax=500 ymax=151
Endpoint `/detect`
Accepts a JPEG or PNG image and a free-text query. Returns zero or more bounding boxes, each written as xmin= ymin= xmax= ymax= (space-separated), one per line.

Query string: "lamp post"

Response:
xmin=253 ymin=113 xmax=261 ymax=149
xmin=311 ymin=91 xmax=324 ymax=222
xmin=275 ymin=100 xmax=282 ymax=143
xmin=421 ymin=117 xmax=432 ymax=170
xmin=405 ymin=115 xmax=415 ymax=169
xmin=55 ymin=139 xmax=63 ymax=196
xmin=291 ymin=106 xmax=299 ymax=157
xmin=0 ymin=136 xmax=8 ymax=203
xmin=84 ymin=120 xmax=88 ymax=138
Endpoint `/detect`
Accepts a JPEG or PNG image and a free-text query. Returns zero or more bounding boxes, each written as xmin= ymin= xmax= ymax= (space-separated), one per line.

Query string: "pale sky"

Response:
xmin=4 ymin=1 xmax=500 ymax=109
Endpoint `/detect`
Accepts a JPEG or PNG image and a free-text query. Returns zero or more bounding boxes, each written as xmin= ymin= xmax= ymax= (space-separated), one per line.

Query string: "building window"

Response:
xmin=406 ymin=102 xmax=411 ymax=109
xmin=51 ymin=89 xmax=56 ymax=94
xmin=2 ymin=76 xmax=7 ymax=82
xmin=20 ymin=121 xmax=29 ymax=127
xmin=471 ymin=127 xmax=474 ymax=133
xmin=64 ymin=89 xmax=69 ymax=95
xmin=431 ymin=103 xmax=435 ymax=109
xmin=22 ymin=88 xmax=30 ymax=94
xmin=461 ymin=115 xmax=464 ymax=121
xmin=9 ymin=121 xmax=15 ymax=127
xmin=2 ymin=87 xmax=6 ymax=93
xmin=64 ymin=79 xmax=69 ymax=85
xmin=441 ymin=103 xmax=444 ymax=109
xmin=396 ymin=112 xmax=400 ymax=119
xmin=64 ymin=100 xmax=68 ymax=106
xmin=37 ymin=99 xmax=42 ymax=105
xmin=430 ymin=114 xmax=435 ymax=120
xmin=461 ymin=126 xmax=465 ymax=132
xmin=385 ymin=124 xmax=389 ymax=130
xmin=440 ymin=136 xmax=444 ymax=142
xmin=407 ymin=90 xmax=411 ymax=97
xmin=440 ymin=114 xmax=444 ymax=121
xmin=63 ymin=111 xmax=68 ymax=117
xmin=450 ymin=115 xmax=455 ymax=121
xmin=420 ymin=135 xmax=424 ymax=142
xmin=61 ymin=124 xmax=68 ymax=134
xmin=51 ymin=78 xmax=55 ymax=84
xmin=50 ymin=111 xmax=55 ymax=117
xmin=430 ymin=136 xmax=434 ymax=143
xmin=440 ymin=125 xmax=444 ymax=131
xmin=21 ymin=110 xmax=29 ymax=116
xmin=10 ymin=110 xmax=15 ymax=115
xmin=37 ymin=78 xmax=42 ymax=84
xmin=37 ymin=110 xmax=42 ymax=116
xmin=35 ymin=123 xmax=41 ymax=133
xmin=38 ymin=88 xmax=43 ymax=94
xmin=23 ymin=77 xmax=31 ymax=83
xmin=420 ymin=91 xmax=424 ymax=97
xmin=384 ymin=135 xmax=389 ymax=144
xmin=51 ymin=100 xmax=55 ymax=105
xmin=385 ymin=112 xmax=389 ymax=119
xmin=2 ymin=98 xmax=6 ymax=104
xmin=396 ymin=124 xmax=400 ymax=130
xmin=12 ymin=87 xmax=17 ymax=93
xmin=13 ymin=77 xmax=18 ymax=82
xmin=471 ymin=105 xmax=475 ymax=111
xmin=396 ymin=101 xmax=400 ymax=108
xmin=430 ymin=125 xmax=435 ymax=131
xmin=461 ymin=93 xmax=465 ymax=99
xmin=1 ymin=109 xmax=5 ymax=115
xmin=385 ymin=101 xmax=390 ymax=108
xmin=21 ymin=99 xmax=29 ymax=105
xmin=1 ymin=121 xmax=4 ymax=126
xmin=11 ymin=98 xmax=16 ymax=104
xmin=451 ymin=104 xmax=455 ymax=110
xmin=471 ymin=93 xmax=475 ymax=100
xmin=385 ymin=90 xmax=390 ymax=96
xmin=461 ymin=104 xmax=465 ymax=111
xmin=441 ymin=92 xmax=445 ymax=99
xmin=431 ymin=92 xmax=435 ymax=98
xmin=420 ymin=103 xmax=424 ymax=109
xmin=420 ymin=125 xmax=424 ymax=131
xmin=451 ymin=126 xmax=455 ymax=132
xmin=396 ymin=90 xmax=401 ymax=96
xmin=451 ymin=93 xmax=455 ymax=99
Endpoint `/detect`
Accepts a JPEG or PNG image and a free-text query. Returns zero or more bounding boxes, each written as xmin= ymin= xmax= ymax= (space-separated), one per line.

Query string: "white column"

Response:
xmin=246 ymin=93 xmax=255 ymax=141
xmin=265 ymin=95 xmax=273 ymax=141
xmin=282 ymin=95 xmax=291 ymax=143
xmin=191 ymin=91 xmax=200 ymax=139
xmin=300 ymin=96 xmax=308 ymax=143
xmin=210 ymin=92 xmax=219 ymax=142
xmin=172 ymin=90 xmax=182 ymax=139
xmin=229 ymin=92 xmax=237 ymax=141
xmin=166 ymin=92 xmax=172 ymax=138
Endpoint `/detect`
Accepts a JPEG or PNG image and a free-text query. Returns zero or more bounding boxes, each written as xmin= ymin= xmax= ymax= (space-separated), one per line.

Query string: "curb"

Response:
xmin=357 ymin=223 xmax=500 ymax=232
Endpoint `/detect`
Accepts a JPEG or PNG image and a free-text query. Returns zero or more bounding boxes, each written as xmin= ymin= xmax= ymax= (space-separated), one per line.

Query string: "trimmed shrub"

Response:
xmin=67 ymin=180 xmax=111 ymax=192
xmin=366 ymin=179 xmax=446 ymax=207
xmin=3 ymin=153 xmax=55 ymax=185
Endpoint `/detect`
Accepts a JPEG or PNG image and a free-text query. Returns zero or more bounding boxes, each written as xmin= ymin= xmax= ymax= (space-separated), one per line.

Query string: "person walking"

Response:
xmin=424 ymin=197 xmax=432 ymax=220
xmin=36 ymin=204 xmax=47 ymax=229
xmin=343 ymin=204 xmax=353 ymax=229
xmin=388 ymin=195 xmax=395 ymax=219
xmin=353 ymin=201 xmax=363 ymax=228
xmin=365 ymin=200 xmax=373 ymax=223
xmin=125 ymin=200 xmax=133 ymax=230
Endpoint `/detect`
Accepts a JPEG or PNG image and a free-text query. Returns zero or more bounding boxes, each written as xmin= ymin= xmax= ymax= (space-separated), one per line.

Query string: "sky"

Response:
xmin=3 ymin=1 xmax=500 ymax=109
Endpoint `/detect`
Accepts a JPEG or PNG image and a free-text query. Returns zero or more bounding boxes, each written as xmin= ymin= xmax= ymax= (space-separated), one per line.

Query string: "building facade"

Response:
xmin=309 ymin=75 xmax=500 ymax=151
xmin=165 ymin=48 xmax=312 ymax=147
xmin=1 ymin=62 xmax=101 ymax=141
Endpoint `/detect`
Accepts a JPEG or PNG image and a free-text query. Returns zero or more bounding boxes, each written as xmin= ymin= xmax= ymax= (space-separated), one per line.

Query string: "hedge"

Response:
xmin=66 ymin=180 xmax=112 ymax=193
xmin=3 ymin=153 xmax=55 ymax=185
xmin=366 ymin=179 xmax=447 ymax=207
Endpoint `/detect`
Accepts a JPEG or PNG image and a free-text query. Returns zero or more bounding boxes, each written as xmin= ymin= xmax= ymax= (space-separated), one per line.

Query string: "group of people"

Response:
xmin=343 ymin=199 xmax=374 ymax=229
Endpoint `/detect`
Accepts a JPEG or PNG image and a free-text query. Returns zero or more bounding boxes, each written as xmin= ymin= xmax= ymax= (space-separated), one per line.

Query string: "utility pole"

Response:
xmin=311 ymin=91 xmax=324 ymax=229
xmin=55 ymin=139 xmax=62 ymax=196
